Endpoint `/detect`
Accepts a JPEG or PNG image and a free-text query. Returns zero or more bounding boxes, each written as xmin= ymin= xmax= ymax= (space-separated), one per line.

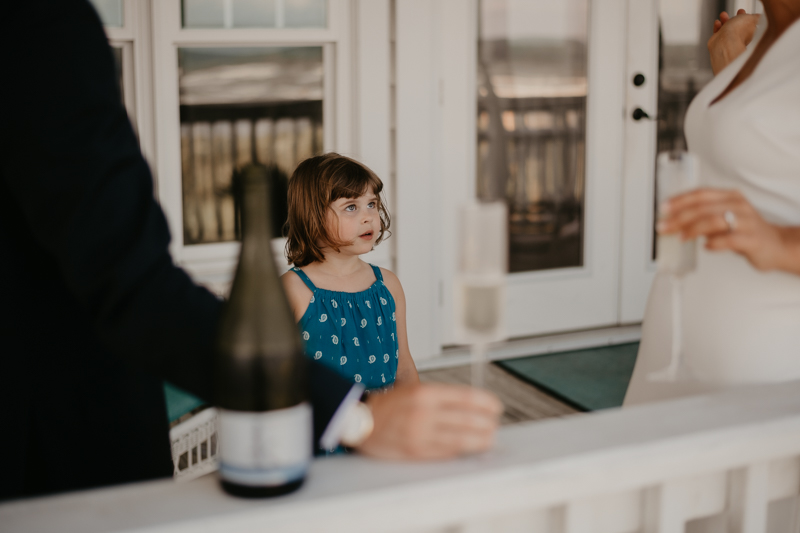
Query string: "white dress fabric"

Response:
xmin=624 ymin=18 xmax=800 ymax=405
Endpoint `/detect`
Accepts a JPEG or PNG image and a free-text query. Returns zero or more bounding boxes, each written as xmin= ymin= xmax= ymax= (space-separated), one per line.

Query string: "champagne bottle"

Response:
xmin=214 ymin=163 xmax=310 ymax=498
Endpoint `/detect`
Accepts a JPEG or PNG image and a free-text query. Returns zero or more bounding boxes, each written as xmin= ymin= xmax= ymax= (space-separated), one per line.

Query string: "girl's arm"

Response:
xmin=381 ymin=268 xmax=420 ymax=386
xmin=280 ymin=270 xmax=314 ymax=323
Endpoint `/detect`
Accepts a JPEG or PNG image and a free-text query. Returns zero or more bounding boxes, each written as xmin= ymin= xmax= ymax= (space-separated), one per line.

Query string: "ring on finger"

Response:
xmin=723 ymin=210 xmax=737 ymax=232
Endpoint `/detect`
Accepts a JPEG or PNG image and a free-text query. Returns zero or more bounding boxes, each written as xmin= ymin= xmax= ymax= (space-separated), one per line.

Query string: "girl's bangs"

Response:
xmin=329 ymin=166 xmax=383 ymax=201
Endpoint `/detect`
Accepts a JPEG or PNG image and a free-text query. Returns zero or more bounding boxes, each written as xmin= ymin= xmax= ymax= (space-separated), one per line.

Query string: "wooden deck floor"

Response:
xmin=419 ymin=363 xmax=579 ymax=426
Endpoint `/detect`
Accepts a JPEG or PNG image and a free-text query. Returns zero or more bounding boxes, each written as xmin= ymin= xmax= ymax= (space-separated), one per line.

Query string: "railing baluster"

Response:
xmin=768 ymin=457 xmax=800 ymax=501
xmin=460 ymin=508 xmax=554 ymax=533
xmin=644 ymin=473 xmax=725 ymax=533
xmin=566 ymin=492 xmax=640 ymax=533
xmin=728 ymin=463 xmax=770 ymax=533
xmin=643 ymin=482 xmax=685 ymax=533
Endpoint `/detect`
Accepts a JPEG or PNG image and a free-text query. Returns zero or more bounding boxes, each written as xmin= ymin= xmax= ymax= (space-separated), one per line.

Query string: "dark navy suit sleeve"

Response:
xmin=1 ymin=0 xmax=220 ymax=400
xmin=0 ymin=1 xmax=350 ymax=444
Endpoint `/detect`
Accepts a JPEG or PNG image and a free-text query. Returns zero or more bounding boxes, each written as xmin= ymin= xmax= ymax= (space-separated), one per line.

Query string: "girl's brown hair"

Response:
xmin=285 ymin=153 xmax=391 ymax=267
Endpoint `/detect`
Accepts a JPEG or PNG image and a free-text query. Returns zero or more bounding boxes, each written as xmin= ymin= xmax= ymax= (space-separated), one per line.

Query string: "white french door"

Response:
xmin=400 ymin=0 xmax=735 ymax=355
xmin=406 ymin=0 xmax=743 ymax=354
xmin=430 ymin=0 xmax=630 ymax=345
xmin=618 ymin=0 xmax=659 ymax=323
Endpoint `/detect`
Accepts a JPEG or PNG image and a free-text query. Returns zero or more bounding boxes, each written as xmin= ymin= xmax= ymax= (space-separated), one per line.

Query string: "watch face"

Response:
xmin=340 ymin=402 xmax=374 ymax=447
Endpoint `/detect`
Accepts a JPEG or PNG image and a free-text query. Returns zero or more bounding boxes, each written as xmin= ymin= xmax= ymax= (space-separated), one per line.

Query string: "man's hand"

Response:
xmin=708 ymin=9 xmax=760 ymax=74
xmin=356 ymin=383 xmax=503 ymax=460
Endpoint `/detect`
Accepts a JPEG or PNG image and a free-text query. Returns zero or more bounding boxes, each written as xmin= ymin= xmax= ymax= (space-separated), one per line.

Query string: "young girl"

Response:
xmin=281 ymin=153 xmax=419 ymax=391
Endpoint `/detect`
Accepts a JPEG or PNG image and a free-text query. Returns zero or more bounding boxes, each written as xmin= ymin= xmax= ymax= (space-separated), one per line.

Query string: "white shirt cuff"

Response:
xmin=319 ymin=384 xmax=365 ymax=451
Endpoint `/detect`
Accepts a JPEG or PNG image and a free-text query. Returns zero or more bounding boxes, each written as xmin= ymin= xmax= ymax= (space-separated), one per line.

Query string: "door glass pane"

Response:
xmin=657 ymin=0 xmax=722 ymax=153
xmin=653 ymin=0 xmax=723 ymax=258
xmin=89 ymin=0 xmax=124 ymax=27
xmin=182 ymin=0 xmax=326 ymax=29
xmin=478 ymin=0 xmax=588 ymax=273
xmin=178 ymin=47 xmax=324 ymax=246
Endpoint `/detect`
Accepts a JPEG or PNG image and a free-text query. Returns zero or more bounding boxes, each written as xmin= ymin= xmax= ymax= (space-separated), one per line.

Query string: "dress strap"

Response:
xmin=370 ymin=264 xmax=383 ymax=282
xmin=291 ymin=267 xmax=318 ymax=292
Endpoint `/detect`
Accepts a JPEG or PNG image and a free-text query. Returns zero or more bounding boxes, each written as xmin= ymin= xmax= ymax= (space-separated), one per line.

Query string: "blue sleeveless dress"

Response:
xmin=292 ymin=264 xmax=399 ymax=391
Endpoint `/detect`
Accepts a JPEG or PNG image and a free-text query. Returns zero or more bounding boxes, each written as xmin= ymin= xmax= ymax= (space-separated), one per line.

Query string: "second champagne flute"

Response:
xmin=649 ymin=151 xmax=698 ymax=382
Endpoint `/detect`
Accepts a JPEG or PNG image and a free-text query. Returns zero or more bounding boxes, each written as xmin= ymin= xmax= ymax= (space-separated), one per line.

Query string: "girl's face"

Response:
xmin=326 ymin=188 xmax=380 ymax=256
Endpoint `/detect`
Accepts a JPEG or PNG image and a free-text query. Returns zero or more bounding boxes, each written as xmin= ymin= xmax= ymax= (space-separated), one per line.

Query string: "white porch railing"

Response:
xmin=4 ymin=380 xmax=800 ymax=533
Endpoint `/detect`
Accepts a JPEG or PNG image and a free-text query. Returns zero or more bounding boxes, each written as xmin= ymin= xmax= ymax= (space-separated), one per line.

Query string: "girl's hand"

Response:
xmin=708 ymin=9 xmax=760 ymax=74
xmin=658 ymin=188 xmax=800 ymax=274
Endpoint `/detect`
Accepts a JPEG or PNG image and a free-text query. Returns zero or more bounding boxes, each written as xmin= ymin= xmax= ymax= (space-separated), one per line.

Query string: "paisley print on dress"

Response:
xmin=293 ymin=264 xmax=399 ymax=391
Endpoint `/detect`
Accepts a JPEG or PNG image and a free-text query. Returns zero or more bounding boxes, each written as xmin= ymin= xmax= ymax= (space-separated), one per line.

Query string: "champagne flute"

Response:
xmin=648 ymin=151 xmax=698 ymax=382
xmin=454 ymin=202 xmax=508 ymax=388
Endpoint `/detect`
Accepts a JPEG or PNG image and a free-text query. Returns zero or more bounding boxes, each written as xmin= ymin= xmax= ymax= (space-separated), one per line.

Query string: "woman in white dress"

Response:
xmin=624 ymin=1 xmax=800 ymax=405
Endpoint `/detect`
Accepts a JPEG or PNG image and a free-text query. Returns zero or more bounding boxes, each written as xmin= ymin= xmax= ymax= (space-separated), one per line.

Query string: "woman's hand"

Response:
xmin=658 ymin=188 xmax=800 ymax=274
xmin=708 ymin=9 xmax=760 ymax=74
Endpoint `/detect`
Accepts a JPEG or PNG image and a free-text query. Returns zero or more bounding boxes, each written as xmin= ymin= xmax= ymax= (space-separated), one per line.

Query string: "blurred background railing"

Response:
xmin=478 ymin=95 xmax=586 ymax=272
xmin=179 ymin=106 xmax=322 ymax=245
xmin=177 ymin=46 xmax=324 ymax=246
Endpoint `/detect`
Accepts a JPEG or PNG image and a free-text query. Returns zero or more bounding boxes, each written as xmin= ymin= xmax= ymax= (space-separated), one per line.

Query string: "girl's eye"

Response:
xmin=345 ymin=205 xmax=356 ymax=212
xmin=368 ymin=202 xmax=376 ymax=209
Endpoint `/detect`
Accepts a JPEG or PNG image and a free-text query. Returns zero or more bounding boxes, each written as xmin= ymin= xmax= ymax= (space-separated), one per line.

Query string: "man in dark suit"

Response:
xmin=0 ymin=1 xmax=501 ymax=501
xmin=0 ymin=0 xmax=357 ymax=499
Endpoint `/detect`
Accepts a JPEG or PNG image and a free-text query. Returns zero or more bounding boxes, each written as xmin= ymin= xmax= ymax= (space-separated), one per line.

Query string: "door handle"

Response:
xmin=632 ymin=107 xmax=655 ymax=121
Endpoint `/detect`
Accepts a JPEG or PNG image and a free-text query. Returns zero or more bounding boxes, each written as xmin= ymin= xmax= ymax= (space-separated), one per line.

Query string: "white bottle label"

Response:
xmin=218 ymin=402 xmax=312 ymax=487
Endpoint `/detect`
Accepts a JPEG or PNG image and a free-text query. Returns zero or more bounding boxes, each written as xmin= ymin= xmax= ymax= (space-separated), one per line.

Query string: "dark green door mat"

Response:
xmin=496 ymin=342 xmax=639 ymax=411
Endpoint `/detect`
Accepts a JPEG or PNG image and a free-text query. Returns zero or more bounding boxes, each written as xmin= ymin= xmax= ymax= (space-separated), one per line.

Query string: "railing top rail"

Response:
xmin=5 ymin=380 xmax=800 ymax=533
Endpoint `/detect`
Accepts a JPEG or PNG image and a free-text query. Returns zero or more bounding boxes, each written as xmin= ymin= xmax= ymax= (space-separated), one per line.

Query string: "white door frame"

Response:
xmin=102 ymin=0 xmax=157 ymax=180
xmin=618 ymin=0 xmax=659 ymax=324
xmin=421 ymin=0 xmax=630 ymax=349
xmin=395 ymin=0 xmax=445 ymax=359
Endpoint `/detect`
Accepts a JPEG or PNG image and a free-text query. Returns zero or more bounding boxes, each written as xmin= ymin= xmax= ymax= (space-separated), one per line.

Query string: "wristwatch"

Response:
xmin=339 ymin=401 xmax=374 ymax=447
